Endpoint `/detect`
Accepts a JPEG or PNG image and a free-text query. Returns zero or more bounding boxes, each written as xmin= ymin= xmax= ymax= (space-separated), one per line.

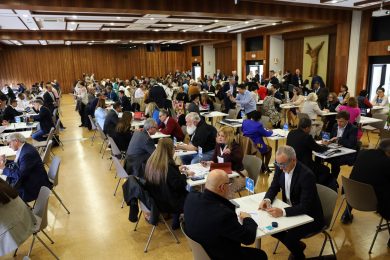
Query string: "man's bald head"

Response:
xmin=205 ymin=169 xmax=230 ymax=198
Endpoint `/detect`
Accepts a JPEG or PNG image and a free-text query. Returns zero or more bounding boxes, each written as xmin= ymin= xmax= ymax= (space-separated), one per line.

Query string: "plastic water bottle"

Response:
xmin=240 ymin=110 xmax=245 ymax=119
xmin=283 ymin=123 xmax=289 ymax=133
xmin=173 ymin=137 xmax=177 ymax=146
xmin=198 ymin=146 xmax=203 ymax=160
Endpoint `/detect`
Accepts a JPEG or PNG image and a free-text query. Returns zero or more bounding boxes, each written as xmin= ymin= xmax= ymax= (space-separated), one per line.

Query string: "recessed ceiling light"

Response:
xmin=253 ymin=27 xmax=257 ymax=30
xmin=116 ymin=17 xmax=121 ymax=20
xmin=208 ymin=30 xmax=212 ymax=33
xmin=22 ymin=14 xmax=28 ymax=18
xmin=227 ymin=26 xmax=231 ymax=28
xmin=245 ymin=21 xmax=249 ymax=24
xmin=129 ymin=40 xmax=132 ymax=42
xmin=32 ymin=28 xmax=38 ymax=30
xmin=168 ymin=24 xmax=172 ymax=26
xmin=272 ymin=22 xmax=276 ymax=25
xmin=110 ymin=23 xmax=115 ymax=25
xmin=88 ymin=42 xmax=93 ymax=45
xmin=181 ymin=19 xmax=185 ymax=21
xmin=72 ymin=15 xmax=77 ymax=19
xmin=65 ymin=41 xmax=71 ymax=45
xmin=150 ymin=17 xmax=154 ymax=20
xmin=110 ymin=40 xmax=114 ymax=43
xmin=214 ymin=20 xmax=219 ymax=23
xmin=198 ymin=25 xmax=203 ymax=28
xmin=71 ymin=22 xmax=76 ymax=25
xmin=70 ymin=28 xmax=74 ymax=31
xmin=154 ymin=29 xmax=160 ymax=32
xmin=143 ymin=42 xmax=147 ymax=44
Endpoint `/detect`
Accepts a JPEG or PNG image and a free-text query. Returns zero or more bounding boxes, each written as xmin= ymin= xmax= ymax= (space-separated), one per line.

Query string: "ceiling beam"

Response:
xmin=0 ymin=0 xmax=350 ymax=23
xmin=0 ymin=30 xmax=235 ymax=41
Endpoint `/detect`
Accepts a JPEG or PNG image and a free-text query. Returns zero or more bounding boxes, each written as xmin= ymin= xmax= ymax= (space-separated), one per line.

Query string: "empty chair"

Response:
xmin=47 ymin=156 xmax=70 ymax=214
xmin=134 ymin=201 xmax=179 ymax=252
xmin=53 ymin=118 xmax=64 ymax=150
xmin=107 ymin=136 xmax=125 ymax=170
xmin=341 ymin=176 xmax=389 ymax=253
xmin=40 ymin=140 xmax=53 ymax=166
xmin=27 ymin=186 xmax=59 ymax=260
xmin=361 ymin=113 xmax=388 ymax=142
xmin=96 ymin=124 xmax=108 ymax=157
xmin=274 ymin=184 xmax=338 ymax=257
xmin=227 ymin=109 xmax=238 ymax=119
xmin=180 ymin=221 xmax=210 ymax=260
xmin=242 ymin=155 xmax=262 ymax=187
xmin=33 ymin=127 xmax=55 ymax=153
xmin=88 ymin=115 xmax=98 ymax=145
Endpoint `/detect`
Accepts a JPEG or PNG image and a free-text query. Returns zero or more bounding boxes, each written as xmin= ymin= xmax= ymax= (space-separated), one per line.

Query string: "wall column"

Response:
xmin=346 ymin=10 xmax=362 ymax=95
xmin=237 ymin=33 xmax=242 ymax=83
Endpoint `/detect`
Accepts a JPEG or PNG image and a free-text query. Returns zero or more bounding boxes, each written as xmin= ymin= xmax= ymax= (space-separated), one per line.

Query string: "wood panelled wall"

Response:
xmin=284 ymin=38 xmax=304 ymax=76
xmin=0 ymin=45 xmax=189 ymax=93
xmin=215 ymin=45 xmax=232 ymax=76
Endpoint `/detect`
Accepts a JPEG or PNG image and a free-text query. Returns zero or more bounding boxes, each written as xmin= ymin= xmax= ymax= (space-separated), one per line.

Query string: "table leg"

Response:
xmin=255 ymin=238 xmax=261 ymax=249
xmin=274 ymin=140 xmax=279 ymax=157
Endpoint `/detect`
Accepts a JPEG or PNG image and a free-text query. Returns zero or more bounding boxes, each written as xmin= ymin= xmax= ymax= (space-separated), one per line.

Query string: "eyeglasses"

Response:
xmin=274 ymin=160 xmax=290 ymax=169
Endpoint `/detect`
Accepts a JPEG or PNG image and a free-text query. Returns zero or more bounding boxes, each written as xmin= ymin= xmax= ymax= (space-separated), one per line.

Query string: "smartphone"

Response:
xmin=190 ymin=176 xmax=205 ymax=181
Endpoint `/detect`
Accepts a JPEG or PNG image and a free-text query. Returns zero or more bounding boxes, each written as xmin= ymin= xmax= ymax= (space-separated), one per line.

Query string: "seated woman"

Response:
xmin=262 ymin=89 xmax=281 ymax=128
xmin=199 ymin=93 xmax=214 ymax=111
xmin=287 ymin=87 xmax=305 ymax=127
xmin=187 ymin=94 xmax=200 ymax=114
xmin=338 ymin=84 xmax=350 ymax=105
xmin=323 ymin=92 xmax=340 ymax=133
xmin=357 ymin=89 xmax=373 ymax=116
xmin=302 ymin=93 xmax=328 ymax=138
xmin=145 ymin=102 xmax=160 ymax=125
xmin=0 ymin=179 xmax=36 ymax=257
xmin=144 ymin=138 xmax=191 ymax=230
xmin=112 ymin=111 xmax=133 ymax=152
xmin=337 ymin=97 xmax=362 ymax=139
xmin=94 ymin=98 xmax=107 ymax=129
xmin=371 ymin=87 xmax=389 ymax=115
xmin=242 ymin=111 xmax=273 ymax=173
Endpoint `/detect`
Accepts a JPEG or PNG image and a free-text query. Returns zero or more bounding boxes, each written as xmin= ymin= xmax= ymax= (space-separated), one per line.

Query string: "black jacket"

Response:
xmin=3 ymin=105 xmax=22 ymax=123
xmin=264 ymin=162 xmax=324 ymax=230
xmin=43 ymin=91 xmax=56 ymax=113
xmin=32 ymin=106 xmax=54 ymax=134
xmin=145 ymin=163 xmax=187 ymax=213
xmin=122 ymin=176 xmax=159 ymax=225
xmin=148 ymin=85 xmax=167 ymax=108
xmin=103 ymin=109 xmax=119 ymax=137
xmin=350 ymin=149 xmax=390 ymax=219
xmin=191 ymin=120 xmax=217 ymax=153
xmin=330 ymin=123 xmax=358 ymax=150
xmin=287 ymin=129 xmax=328 ymax=171
xmin=313 ymin=87 xmax=329 ymax=110
xmin=222 ymin=82 xmax=237 ymax=111
xmin=112 ymin=130 xmax=132 ymax=152
xmin=184 ymin=190 xmax=258 ymax=259
xmin=120 ymin=95 xmax=132 ymax=112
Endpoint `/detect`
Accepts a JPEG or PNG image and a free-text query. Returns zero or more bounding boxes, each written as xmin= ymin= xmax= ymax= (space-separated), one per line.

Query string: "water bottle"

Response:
xmin=283 ymin=122 xmax=289 ymax=133
xmin=240 ymin=110 xmax=245 ymax=119
xmin=173 ymin=137 xmax=177 ymax=146
xmin=198 ymin=146 xmax=203 ymax=160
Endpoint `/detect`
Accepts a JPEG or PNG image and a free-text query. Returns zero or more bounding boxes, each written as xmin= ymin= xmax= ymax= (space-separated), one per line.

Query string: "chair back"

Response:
xmin=48 ymin=156 xmax=61 ymax=187
xmin=41 ymin=140 xmax=53 ymax=164
xmin=46 ymin=127 xmax=55 ymax=142
xmin=316 ymin=184 xmax=338 ymax=229
xmin=107 ymin=136 xmax=121 ymax=157
xmin=52 ymin=108 xmax=58 ymax=123
xmin=260 ymin=116 xmax=270 ymax=128
xmin=180 ymin=222 xmax=211 ymax=260
xmin=112 ymin=157 xmax=129 ymax=179
xmin=379 ymin=128 xmax=390 ymax=140
xmin=227 ymin=109 xmax=238 ymax=119
xmin=54 ymin=118 xmax=61 ymax=134
xmin=297 ymin=112 xmax=310 ymax=121
xmin=370 ymin=113 xmax=388 ymax=130
xmin=88 ymin=115 xmax=97 ymax=130
xmin=238 ymin=135 xmax=261 ymax=157
xmin=242 ymin=155 xmax=262 ymax=184
xmin=213 ymin=102 xmax=222 ymax=112
xmin=32 ymin=186 xmax=51 ymax=231
xmin=341 ymin=176 xmax=377 ymax=212
xmin=96 ymin=124 xmax=107 ymax=140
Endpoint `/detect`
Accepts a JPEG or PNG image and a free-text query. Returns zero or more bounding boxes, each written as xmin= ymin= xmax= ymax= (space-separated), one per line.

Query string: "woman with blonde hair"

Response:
xmin=302 ymin=92 xmax=328 ymax=138
xmin=144 ymin=138 xmax=190 ymax=230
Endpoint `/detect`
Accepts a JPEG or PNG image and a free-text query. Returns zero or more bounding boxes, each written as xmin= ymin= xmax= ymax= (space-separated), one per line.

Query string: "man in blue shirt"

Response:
xmin=229 ymin=84 xmax=256 ymax=117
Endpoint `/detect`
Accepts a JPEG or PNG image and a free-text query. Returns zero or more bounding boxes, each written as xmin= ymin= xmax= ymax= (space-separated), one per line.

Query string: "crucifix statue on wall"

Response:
xmin=306 ymin=41 xmax=325 ymax=77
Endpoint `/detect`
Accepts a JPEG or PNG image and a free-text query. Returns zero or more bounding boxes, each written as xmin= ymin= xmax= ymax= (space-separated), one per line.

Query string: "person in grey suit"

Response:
xmin=125 ymin=118 xmax=157 ymax=177
xmin=103 ymin=102 xmax=122 ymax=137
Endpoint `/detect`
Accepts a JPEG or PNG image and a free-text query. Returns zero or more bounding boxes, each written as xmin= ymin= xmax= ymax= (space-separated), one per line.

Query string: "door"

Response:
xmin=368 ymin=64 xmax=390 ymax=100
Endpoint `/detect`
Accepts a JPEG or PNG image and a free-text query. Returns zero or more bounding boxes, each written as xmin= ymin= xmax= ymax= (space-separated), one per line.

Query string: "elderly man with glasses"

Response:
xmin=0 ymin=133 xmax=52 ymax=202
xmin=259 ymin=145 xmax=324 ymax=260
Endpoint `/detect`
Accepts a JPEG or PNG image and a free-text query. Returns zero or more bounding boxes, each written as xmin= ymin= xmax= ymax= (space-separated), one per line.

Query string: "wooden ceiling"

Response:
xmin=0 ymin=0 xmax=383 ymax=46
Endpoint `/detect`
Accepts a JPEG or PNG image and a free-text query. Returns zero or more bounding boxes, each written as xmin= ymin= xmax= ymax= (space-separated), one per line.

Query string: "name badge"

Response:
xmin=217 ymin=156 xmax=224 ymax=163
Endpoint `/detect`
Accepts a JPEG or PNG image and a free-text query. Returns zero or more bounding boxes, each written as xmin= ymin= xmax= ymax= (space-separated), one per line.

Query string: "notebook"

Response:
xmin=209 ymin=162 xmax=232 ymax=174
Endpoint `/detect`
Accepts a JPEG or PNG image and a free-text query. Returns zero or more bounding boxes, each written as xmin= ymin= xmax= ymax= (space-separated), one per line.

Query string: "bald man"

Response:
xmin=184 ymin=170 xmax=267 ymax=259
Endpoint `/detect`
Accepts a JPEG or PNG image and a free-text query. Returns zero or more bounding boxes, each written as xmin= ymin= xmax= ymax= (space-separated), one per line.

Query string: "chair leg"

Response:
xmin=369 ymin=217 xmax=384 ymax=253
xmin=102 ymin=141 xmax=108 ymax=159
xmin=327 ymin=231 xmax=337 ymax=256
xmin=121 ymin=198 xmax=125 ymax=208
xmin=144 ymin=226 xmax=156 ymax=252
xmin=35 ymin=234 xmax=59 ymax=260
xmin=52 ymin=190 xmax=70 ymax=214
xmin=134 ymin=212 xmax=143 ymax=231
xmin=273 ymin=240 xmax=280 ymax=254
xmin=114 ymin=178 xmax=121 ymax=196
xmin=91 ymin=130 xmax=97 ymax=145
xmin=54 ymin=136 xmax=64 ymax=151
xmin=13 ymin=248 xmax=18 ymax=257
xmin=330 ymin=197 xmax=345 ymax=231
xmin=41 ymin=230 xmax=55 ymax=244
xmin=99 ymin=140 xmax=105 ymax=153
xmin=161 ymin=216 xmax=180 ymax=244
xmin=27 ymin=234 xmax=36 ymax=257
xmin=366 ymin=130 xmax=370 ymax=142
xmin=109 ymin=158 xmax=114 ymax=170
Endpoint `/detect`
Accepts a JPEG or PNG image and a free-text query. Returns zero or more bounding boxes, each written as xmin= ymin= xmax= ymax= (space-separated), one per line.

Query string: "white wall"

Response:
xmin=269 ymin=35 xmax=284 ymax=75
xmin=346 ymin=10 xmax=362 ymax=96
xmin=202 ymin=44 xmax=215 ymax=77
xmin=237 ymin=34 xmax=242 ymax=83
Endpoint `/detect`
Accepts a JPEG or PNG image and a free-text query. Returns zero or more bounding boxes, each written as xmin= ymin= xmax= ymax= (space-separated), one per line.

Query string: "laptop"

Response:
xmin=209 ymin=162 xmax=232 ymax=174
xmin=133 ymin=112 xmax=144 ymax=121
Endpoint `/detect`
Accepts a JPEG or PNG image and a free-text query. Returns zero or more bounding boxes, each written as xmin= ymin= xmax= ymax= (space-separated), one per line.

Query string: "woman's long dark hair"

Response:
xmin=0 ymin=179 xmax=18 ymax=204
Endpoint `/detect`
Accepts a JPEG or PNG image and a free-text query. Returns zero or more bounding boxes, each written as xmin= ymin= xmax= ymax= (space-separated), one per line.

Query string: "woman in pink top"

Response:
xmin=337 ymin=97 xmax=362 ymax=139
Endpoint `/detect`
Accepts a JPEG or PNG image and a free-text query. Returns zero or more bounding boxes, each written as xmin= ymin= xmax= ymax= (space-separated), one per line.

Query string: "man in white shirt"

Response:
xmin=259 ymin=146 xmax=324 ymax=260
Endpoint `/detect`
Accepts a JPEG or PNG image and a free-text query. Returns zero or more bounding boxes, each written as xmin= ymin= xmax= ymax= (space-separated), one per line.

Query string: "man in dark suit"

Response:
xmin=324 ymin=110 xmax=358 ymax=179
xmin=287 ymin=118 xmax=328 ymax=171
xmin=158 ymin=109 xmax=184 ymax=141
xmin=31 ymin=99 xmax=54 ymax=141
xmin=340 ymin=139 xmax=390 ymax=228
xmin=259 ymin=145 xmax=324 ymax=260
xmin=221 ymin=77 xmax=237 ymax=113
xmin=265 ymin=70 xmax=279 ymax=88
xmin=312 ymin=81 xmax=329 ymax=110
xmin=43 ymin=83 xmax=57 ymax=113
xmin=105 ymin=86 xmax=118 ymax=102
xmin=148 ymin=80 xmax=168 ymax=109
xmin=3 ymin=99 xmax=23 ymax=123
xmin=184 ymin=169 xmax=268 ymax=259
xmin=0 ymin=133 xmax=52 ymax=202
xmin=118 ymin=90 xmax=132 ymax=112
xmin=103 ymin=102 xmax=121 ymax=137
xmin=291 ymin=69 xmax=303 ymax=87
xmin=125 ymin=118 xmax=157 ymax=177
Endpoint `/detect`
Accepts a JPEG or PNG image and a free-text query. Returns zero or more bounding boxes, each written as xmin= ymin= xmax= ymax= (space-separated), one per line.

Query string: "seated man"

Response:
xmin=31 ymin=99 xmax=55 ymax=141
xmin=0 ymin=133 xmax=52 ymax=202
xmin=158 ymin=109 xmax=184 ymax=142
xmin=103 ymin=101 xmax=122 ymax=137
xmin=259 ymin=146 xmax=324 ymax=260
xmin=3 ymin=99 xmax=23 ymax=123
xmin=125 ymin=118 xmax=157 ymax=177
xmin=177 ymin=112 xmax=217 ymax=164
xmin=324 ymin=110 xmax=358 ymax=179
xmin=340 ymin=139 xmax=390 ymax=246
xmin=184 ymin=169 xmax=267 ymax=259
xmin=118 ymin=90 xmax=132 ymax=112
